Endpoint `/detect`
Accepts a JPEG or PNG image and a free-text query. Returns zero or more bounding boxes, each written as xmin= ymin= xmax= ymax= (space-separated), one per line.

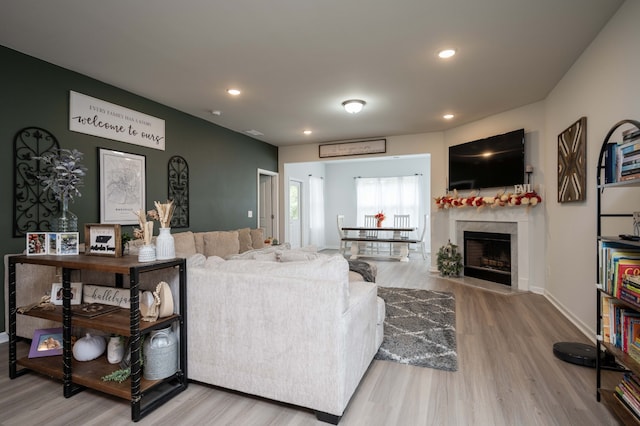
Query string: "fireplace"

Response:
xmin=463 ymin=231 xmax=511 ymax=286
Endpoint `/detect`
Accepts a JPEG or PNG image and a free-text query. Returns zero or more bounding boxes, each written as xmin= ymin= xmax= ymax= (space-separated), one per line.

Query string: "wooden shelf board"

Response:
xmin=17 ymin=355 xmax=166 ymax=400
xmin=20 ymin=307 xmax=180 ymax=336
xmin=600 ymin=388 xmax=640 ymax=425
xmin=601 ymin=342 xmax=640 ymax=372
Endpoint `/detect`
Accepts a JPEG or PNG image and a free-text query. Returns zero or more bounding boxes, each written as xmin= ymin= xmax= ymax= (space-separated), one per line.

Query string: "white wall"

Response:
xmin=543 ymin=0 xmax=640 ymax=337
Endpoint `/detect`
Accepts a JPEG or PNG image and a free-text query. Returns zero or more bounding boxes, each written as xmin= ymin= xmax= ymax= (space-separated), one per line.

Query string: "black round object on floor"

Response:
xmin=553 ymin=342 xmax=597 ymax=367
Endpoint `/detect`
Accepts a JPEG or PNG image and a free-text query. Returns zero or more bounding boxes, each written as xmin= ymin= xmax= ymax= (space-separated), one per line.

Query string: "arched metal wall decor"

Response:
xmin=13 ymin=127 xmax=61 ymax=236
xmin=168 ymin=155 xmax=189 ymax=228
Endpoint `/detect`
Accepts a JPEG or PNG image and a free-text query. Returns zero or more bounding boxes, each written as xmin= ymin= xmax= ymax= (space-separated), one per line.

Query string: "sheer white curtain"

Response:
xmin=356 ymin=176 xmax=421 ymax=227
xmin=309 ymin=176 xmax=325 ymax=248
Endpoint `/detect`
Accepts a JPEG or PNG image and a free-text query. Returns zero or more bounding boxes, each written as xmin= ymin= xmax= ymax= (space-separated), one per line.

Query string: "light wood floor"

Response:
xmin=0 ymin=253 xmax=622 ymax=425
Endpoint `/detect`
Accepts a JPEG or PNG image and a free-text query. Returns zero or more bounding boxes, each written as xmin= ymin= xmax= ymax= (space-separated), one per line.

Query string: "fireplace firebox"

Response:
xmin=463 ymin=231 xmax=511 ymax=286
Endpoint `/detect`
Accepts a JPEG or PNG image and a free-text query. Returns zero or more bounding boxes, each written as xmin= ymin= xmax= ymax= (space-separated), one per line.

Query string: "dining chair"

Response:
xmin=391 ymin=214 xmax=411 ymax=253
xmin=363 ymin=214 xmax=379 ymax=253
xmin=416 ymin=214 xmax=428 ymax=260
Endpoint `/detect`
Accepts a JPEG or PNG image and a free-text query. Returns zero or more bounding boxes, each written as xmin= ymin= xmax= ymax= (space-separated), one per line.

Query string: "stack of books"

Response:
xmin=615 ymin=373 xmax=640 ymax=421
xmin=598 ymin=241 xmax=640 ymax=296
xmin=606 ymin=128 xmax=640 ymax=183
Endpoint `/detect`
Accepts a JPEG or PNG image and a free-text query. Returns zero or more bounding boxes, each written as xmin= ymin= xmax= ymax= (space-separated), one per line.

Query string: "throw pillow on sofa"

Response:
xmin=203 ymin=231 xmax=240 ymax=258
xmin=236 ymin=228 xmax=253 ymax=253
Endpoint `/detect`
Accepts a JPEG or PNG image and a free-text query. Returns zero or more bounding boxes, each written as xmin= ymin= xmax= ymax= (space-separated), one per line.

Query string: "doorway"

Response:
xmin=258 ymin=169 xmax=278 ymax=240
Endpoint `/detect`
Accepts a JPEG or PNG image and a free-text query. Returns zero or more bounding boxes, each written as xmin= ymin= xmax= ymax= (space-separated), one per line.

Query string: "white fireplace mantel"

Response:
xmin=448 ymin=207 xmax=534 ymax=291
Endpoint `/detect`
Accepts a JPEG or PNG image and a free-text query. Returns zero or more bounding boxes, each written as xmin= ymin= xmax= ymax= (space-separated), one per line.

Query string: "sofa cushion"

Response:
xmin=278 ymin=250 xmax=319 ymax=262
xmin=194 ymin=232 xmax=205 ymax=254
xmin=236 ymin=228 xmax=253 ymax=253
xmin=173 ymin=231 xmax=197 ymax=258
xmin=203 ymin=231 xmax=240 ymax=258
xmin=212 ymin=254 xmax=350 ymax=301
xmin=250 ymin=228 xmax=265 ymax=249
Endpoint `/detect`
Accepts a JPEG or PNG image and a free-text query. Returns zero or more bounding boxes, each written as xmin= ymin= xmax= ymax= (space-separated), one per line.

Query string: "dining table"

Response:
xmin=340 ymin=226 xmax=418 ymax=262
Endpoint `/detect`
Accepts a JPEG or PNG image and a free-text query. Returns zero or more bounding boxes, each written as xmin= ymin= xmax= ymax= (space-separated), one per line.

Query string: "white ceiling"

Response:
xmin=0 ymin=0 xmax=624 ymax=146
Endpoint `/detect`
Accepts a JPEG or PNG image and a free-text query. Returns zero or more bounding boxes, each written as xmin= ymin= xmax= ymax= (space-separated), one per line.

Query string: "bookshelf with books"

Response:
xmin=597 ymin=119 xmax=640 ymax=425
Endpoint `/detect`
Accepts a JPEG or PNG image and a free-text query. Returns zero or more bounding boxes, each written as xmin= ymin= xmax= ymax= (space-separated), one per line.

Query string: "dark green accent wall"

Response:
xmin=0 ymin=46 xmax=278 ymax=333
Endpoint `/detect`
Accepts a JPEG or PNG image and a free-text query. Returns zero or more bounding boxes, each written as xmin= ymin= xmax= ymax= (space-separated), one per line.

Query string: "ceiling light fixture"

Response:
xmin=438 ymin=49 xmax=456 ymax=59
xmin=303 ymin=130 xmax=312 ymax=135
xmin=443 ymin=113 xmax=455 ymax=120
xmin=342 ymin=99 xmax=366 ymax=114
xmin=227 ymin=89 xmax=241 ymax=96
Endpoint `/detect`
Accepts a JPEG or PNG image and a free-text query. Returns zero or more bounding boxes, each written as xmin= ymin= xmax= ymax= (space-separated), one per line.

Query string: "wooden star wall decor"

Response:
xmin=558 ymin=116 xmax=587 ymax=202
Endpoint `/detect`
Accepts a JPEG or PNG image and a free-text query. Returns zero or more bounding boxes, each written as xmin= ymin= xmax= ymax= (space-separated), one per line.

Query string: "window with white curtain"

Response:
xmin=356 ymin=176 xmax=421 ymax=227
xmin=309 ymin=176 xmax=325 ymax=247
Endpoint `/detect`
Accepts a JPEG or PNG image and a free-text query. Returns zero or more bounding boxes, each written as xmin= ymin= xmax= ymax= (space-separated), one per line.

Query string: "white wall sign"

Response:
xmin=319 ymin=138 xmax=386 ymax=158
xmin=83 ymin=284 xmax=131 ymax=308
xmin=69 ymin=91 xmax=165 ymax=150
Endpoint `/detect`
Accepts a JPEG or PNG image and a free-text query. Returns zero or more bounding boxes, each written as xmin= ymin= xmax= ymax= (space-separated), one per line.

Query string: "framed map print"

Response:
xmin=558 ymin=117 xmax=587 ymax=202
xmin=99 ymin=148 xmax=146 ymax=224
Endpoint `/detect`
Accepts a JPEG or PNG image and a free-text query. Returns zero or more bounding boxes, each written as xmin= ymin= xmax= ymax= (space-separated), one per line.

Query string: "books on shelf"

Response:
xmin=604 ymin=127 xmax=640 ymax=183
xmin=615 ymin=373 xmax=640 ymax=421
xmin=599 ymin=241 xmax=640 ymax=296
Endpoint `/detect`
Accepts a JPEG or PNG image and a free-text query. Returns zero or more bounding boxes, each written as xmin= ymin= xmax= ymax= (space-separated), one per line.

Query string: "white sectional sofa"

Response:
xmin=5 ymin=228 xmax=384 ymax=424
xmin=186 ymin=253 xmax=384 ymax=423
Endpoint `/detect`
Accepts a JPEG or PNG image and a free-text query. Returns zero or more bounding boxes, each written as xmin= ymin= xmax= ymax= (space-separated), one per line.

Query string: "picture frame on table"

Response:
xmin=98 ymin=148 xmax=146 ymax=225
xmin=26 ymin=232 xmax=48 ymax=255
xmin=51 ymin=282 xmax=83 ymax=305
xmin=28 ymin=327 xmax=63 ymax=358
xmin=49 ymin=232 xmax=79 ymax=255
xmin=85 ymin=223 xmax=122 ymax=257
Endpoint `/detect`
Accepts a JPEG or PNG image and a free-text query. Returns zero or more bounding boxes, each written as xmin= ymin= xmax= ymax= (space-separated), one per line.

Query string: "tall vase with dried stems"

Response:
xmin=154 ymin=200 xmax=175 ymax=260
xmin=134 ymin=210 xmax=156 ymax=262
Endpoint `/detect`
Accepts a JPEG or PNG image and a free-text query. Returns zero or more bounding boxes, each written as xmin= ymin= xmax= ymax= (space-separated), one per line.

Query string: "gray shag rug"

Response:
xmin=375 ymin=287 xmax=458 ymax=371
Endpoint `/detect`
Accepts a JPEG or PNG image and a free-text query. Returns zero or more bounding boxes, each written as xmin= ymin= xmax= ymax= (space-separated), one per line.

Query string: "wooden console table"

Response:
xmin=8 ymin=254 xmax=187 ymax=422
xmin=341 ymin=226 xmax=418 ymax=262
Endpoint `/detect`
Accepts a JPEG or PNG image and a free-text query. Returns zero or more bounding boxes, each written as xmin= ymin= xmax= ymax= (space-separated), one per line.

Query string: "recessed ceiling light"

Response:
xmin=227 ymin=89 xmax=241 ymax=96
xmin=303 ymin=130 xmax=312 ymax=135
xmin=443 ymin=114 xmax=455 ymax=120
xmin=245 ymin=129 xmax=264 ymax=136
xmin=211 ymin=110 xmax=222 ymax=116
xmin=342 ymin=99 xmax=366 ymax=114
xmin=438 ymin=49 xmax=456 ymax=59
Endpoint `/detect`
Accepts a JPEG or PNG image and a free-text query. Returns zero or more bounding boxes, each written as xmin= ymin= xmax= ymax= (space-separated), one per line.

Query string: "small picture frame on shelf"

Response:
xmin=52 ymin=232 xmax=79 ymax=255
xmin=85 ymin=224 xmax=122 ymax=257
xmin=28 ymin=327 xmax=63 ymax=358
xmin=26 ymin=232 xmax=48 ymax=255
xmin=51 ymin=282 xmax=83 ymax=305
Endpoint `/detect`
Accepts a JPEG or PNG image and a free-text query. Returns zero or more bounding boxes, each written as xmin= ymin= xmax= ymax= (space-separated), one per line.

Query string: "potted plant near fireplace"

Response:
xmin=437 ymin=240 xmax=462 ymax=277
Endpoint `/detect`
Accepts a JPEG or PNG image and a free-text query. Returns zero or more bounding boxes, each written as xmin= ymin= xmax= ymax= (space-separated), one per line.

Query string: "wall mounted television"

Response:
xmin=448 ymin=128 xmax=525 ymax=191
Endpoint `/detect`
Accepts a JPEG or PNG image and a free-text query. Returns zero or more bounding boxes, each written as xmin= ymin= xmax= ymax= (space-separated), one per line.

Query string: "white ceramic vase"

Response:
xmin=155 ymin=227 xmax=175 ymax=260
xmin=138 ymin=244 xmax=156 ymax=262
xmin=107 ymin=336 xmax=125 ymax=364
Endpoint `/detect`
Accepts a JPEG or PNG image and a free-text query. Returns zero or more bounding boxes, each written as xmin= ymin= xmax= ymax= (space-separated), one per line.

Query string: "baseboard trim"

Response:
xmin=544 ymin=291 xmax=595 ymax=344
xmin=0 ymin=332 xmax=8 ymax=344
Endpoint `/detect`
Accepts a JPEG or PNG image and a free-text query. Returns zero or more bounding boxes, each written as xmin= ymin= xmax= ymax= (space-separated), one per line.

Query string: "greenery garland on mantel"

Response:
xmin=434 ymin=188 xmax=542 ymax=210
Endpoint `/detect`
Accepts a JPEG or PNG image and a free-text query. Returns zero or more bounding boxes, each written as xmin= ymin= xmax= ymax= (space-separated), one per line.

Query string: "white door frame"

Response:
xmin=257 ymin=169 xmax=279 ymax=239
xmin=288 ymin=178 xmax=303 ymax=248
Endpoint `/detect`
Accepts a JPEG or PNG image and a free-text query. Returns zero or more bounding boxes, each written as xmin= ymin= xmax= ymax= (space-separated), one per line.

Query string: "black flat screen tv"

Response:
xmin=448 ymin=129 xmax=525 ymax=191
